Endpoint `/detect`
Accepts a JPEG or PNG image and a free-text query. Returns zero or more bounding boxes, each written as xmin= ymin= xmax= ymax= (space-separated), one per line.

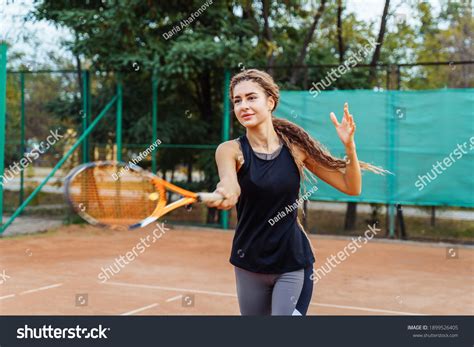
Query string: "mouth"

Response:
xmin=241 ymin=113 xmax=254 ymax=121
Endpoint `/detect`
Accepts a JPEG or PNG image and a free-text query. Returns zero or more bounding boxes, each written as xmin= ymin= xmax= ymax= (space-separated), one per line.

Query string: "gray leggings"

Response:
xmin=234 ymin=266 xmax=304 ymax=316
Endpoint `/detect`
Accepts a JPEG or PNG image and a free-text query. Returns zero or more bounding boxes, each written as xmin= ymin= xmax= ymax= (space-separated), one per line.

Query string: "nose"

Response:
xmin=238 ymin=99 xmax=250 ymax=110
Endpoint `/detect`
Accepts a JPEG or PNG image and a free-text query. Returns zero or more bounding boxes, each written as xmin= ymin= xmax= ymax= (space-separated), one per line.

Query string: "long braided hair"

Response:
xmin=229 ymin=69 xmax=387 ymax=252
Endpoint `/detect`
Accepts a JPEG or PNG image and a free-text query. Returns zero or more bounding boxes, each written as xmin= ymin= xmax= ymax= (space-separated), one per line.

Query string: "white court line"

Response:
xmin=121 ymin=303 xmax=159 ymax=316
xmin=19 ymin=283 xmax=63 ymax=295
xmin=0 ymin=294 xmax=16 ymax=300
xmin=166 ymin=295 xmax=183 ymax=302
xmin=103 ymin=281 xmax=427 ymax=315
xmin=310 ymin=302 xmax=426 ymax=316
xmin=104 ymin=281 xmax=237 ymax=298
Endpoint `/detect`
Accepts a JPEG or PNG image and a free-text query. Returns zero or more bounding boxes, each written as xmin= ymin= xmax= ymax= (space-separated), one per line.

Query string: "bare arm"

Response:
xmin=299 ymin=102 xmax=361 ymax=196
xmin=207 ymin=140 xmax=242 ymax=210
xmin=300 ymin=142 xmax=361 ymax=195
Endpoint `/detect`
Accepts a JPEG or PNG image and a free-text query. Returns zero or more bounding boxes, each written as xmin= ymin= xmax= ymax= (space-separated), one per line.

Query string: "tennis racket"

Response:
xmin=64 ymin=161 xmax=224 ymax=230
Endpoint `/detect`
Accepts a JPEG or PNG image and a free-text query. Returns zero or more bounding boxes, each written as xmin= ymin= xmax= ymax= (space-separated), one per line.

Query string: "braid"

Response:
xmin=272 ymin=116 xmax=389 ymax=181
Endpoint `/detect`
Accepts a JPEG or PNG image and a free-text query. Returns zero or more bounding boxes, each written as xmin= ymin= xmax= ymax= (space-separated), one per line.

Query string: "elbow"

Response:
xmin=346 ymin=188 xmax=361 ymax=196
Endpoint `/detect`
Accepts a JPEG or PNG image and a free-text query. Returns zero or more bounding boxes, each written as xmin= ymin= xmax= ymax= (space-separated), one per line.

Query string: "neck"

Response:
xmin=246 ymin=116 xmax=280 ymax=152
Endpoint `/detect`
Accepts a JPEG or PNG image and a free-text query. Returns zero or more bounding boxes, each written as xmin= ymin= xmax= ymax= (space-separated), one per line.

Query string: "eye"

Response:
xmin=234 ymin=99 xmax=241 ymax=104
xmin=248 ymin=96 xmax=257 ymax=101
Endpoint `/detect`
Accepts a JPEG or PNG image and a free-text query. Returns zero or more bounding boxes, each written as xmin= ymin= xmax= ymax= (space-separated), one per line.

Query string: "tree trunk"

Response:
xmin=289 ymin=0 xmax=327 ymax=85
xmin=396 ymin=204 xmax=407 ymax=239
xmin=206 ymin=207 xmax=218 ymax=224
xmin=187 ymin=162 xmax=192 ymax=183
xmin=262 ymin=0 xmax=275 ymax=75
xmin=337 ymin=0 xmax=345 ymax=64
xmin=76 ymin=55 xmax=82 ymax=96
xmin=368 ymin=0 xmax=390 ymax=84
xmin=344 ymin=202 xmax=357 ymax=231
xmin=242 ymin=1 xmax=259 ymax=35
xmin=196 ymin=68 xmax=212 ymax=124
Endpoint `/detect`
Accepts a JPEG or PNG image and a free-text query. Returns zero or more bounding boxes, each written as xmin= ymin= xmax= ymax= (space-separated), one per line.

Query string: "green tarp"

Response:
xmin=276 ymin=89 xmax=474 ymax=207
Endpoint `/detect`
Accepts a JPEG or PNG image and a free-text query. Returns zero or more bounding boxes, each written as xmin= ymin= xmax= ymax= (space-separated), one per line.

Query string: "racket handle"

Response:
xmin=197 ymin=192 xmax=225 ymax=203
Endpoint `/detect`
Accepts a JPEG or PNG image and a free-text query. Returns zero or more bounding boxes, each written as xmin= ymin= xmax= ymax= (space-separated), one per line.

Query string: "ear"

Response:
xmin=267 ymin=95 xmax=276 ymax=111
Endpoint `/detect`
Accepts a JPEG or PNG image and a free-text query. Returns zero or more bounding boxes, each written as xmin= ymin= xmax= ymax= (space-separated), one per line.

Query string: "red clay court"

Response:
xmin=0 ymin=224 xmax=472 ymax=316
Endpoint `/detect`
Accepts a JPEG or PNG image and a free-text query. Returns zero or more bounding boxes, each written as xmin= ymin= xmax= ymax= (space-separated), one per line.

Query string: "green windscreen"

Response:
xmin=276 ymin=89 xmax=474 ymax=207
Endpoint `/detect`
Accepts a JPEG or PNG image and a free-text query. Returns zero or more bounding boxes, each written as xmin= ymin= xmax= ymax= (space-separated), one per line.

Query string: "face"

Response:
xmin=232 ymin=80 xmax=275 ymax=128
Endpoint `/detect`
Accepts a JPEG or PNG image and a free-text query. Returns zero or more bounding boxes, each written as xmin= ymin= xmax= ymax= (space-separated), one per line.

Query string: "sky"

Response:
xmin=0 ymin=0 xmax=74 ymax=69
xmin=0 ymin=0 xmax=446 ymax=69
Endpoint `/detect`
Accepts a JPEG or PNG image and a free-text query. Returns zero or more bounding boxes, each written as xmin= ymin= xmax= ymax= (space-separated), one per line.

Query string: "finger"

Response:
xmin=215 ymin=187 xmax=225 ymax=194
xmin=344 ymin=102 xmax=350 ymax=122
xmin=219 ymin=202 xmax=234 ymax=210
xmin=213 ymin=198 xmax=225 ymax=206
xmin=330 ymin=112 xmax=339 ymax=127
xmin=214 ymin=188 xmax=229 ymax=199
xmin=222 ymin=204 xmax=234 ymax=210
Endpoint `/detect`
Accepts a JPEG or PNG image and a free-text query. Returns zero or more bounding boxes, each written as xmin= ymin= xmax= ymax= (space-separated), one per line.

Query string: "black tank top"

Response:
xmin=229 ymin=134 xmax=315 ymax=274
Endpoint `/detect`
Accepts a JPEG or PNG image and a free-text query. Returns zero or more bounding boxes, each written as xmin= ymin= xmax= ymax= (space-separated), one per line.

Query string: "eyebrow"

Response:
xmin=233 ymin=92 xmax=258 ymax=100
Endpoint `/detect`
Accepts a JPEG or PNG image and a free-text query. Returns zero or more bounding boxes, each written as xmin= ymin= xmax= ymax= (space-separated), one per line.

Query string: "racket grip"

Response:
xmin=197 ymin=192 xmax=225 ymax=202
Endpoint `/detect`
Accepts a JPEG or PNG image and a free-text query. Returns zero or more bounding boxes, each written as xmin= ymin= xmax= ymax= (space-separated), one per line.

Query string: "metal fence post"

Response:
xmin=152 ymin=73 xmax=158 ymax=174
xmin=82 ymin=70 xmax=90 ymax=163
xmin=116 ymin=77 xmax=123 ymax=161
xmin=19 ymin=72 xmax=25 ymax=205
xmin=0 ymin=44 xmax=7 ymax=226
xmin=220 ymin=69 xmax=231 ymax=230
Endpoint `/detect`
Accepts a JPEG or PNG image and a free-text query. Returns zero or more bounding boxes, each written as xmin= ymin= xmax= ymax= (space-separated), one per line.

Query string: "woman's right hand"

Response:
xmin=206 ymin=180 xmax=240 ymax=210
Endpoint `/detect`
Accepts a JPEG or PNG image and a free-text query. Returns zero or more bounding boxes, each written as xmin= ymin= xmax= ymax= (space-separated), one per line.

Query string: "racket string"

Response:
xmin=69 ymin=164 xmax=163 ymax=225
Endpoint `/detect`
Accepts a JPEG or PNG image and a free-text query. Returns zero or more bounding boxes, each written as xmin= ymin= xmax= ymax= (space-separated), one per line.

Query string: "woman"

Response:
xmin=207 ymin=69 xmax=384 ymax=316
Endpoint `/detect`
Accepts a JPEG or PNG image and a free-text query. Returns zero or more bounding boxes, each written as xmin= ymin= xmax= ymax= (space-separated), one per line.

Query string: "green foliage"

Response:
xmin=11 ymin=0 xmax=469 ymax=196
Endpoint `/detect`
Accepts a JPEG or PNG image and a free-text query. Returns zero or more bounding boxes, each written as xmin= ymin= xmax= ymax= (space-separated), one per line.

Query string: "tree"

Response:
xmin=23 ymin=0 xmax=471 ymax=230
xmin=289 ymin=0 xmax=327 ymax=85
xmin=336 ymin=0 xmax=344 ymax=64
xmin=368 ymin=0 xmax=390 ymax=84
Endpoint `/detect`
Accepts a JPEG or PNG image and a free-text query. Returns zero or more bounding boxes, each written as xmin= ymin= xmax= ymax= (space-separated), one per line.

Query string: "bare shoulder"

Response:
xmin=216 ymin=139 xmax=241 ymax=156
xmin=216 ymin=139 xmax=244 ymax=172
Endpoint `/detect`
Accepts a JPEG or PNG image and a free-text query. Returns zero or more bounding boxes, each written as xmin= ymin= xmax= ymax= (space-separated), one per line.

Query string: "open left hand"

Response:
xmin=330 ymin=102 xmax=356 ymax=147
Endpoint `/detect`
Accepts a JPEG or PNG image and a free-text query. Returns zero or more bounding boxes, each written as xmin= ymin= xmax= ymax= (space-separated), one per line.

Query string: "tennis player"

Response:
xmin=207 ymin=69 xmax=384 ymax=316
